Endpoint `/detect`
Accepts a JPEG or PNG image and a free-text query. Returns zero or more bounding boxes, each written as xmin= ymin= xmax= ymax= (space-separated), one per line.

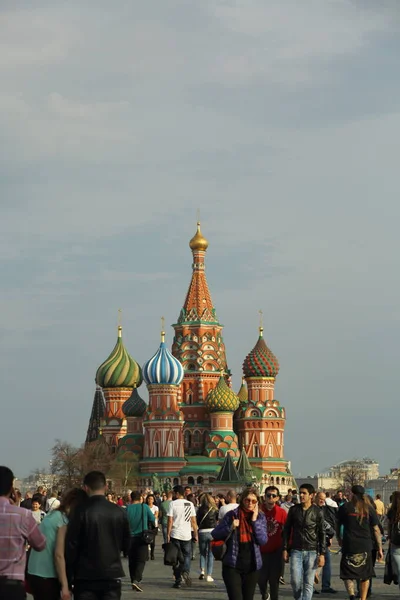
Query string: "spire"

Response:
xmin=216 ymin=453 xmax=240 ymax=482
xmin=86 ymin=386 xmax=106 ymax=443
xmin=236 ymin=447 xmax=254 ymax=483
xmin=178 ymin=221 xmax=218 ymax=324
xmin=161 ymin=316 xmax=165 ymax=343
xmin=259 ymin=309 xmax=264 ymax=337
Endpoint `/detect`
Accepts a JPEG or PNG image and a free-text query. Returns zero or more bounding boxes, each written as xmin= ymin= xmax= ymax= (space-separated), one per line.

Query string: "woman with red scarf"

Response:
xmin=211 ymin=487 xmax=267 ymax=600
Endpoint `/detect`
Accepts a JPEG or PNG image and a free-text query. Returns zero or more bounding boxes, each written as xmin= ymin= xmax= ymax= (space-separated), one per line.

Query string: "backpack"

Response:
xmin=390 ymin=520 xmax=400 ymax=546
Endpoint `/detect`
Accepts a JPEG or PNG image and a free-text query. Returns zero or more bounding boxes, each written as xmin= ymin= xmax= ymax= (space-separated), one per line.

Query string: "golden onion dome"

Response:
xmin=189 ymin=222 xmax=209 ymax=252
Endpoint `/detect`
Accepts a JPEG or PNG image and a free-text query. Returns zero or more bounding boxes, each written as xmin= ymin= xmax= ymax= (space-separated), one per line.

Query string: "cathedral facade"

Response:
xmin=86 ymin=223 xmax=294 ymax=493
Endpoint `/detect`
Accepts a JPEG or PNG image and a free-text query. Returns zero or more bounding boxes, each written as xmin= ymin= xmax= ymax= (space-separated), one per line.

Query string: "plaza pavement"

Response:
xmin=27 ymin=540 xmax=400 ymax=599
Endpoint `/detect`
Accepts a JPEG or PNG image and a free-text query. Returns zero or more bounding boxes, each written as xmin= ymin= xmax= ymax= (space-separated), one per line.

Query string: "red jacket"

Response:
xmin=260 ymin=504 xmax=287 ymax=553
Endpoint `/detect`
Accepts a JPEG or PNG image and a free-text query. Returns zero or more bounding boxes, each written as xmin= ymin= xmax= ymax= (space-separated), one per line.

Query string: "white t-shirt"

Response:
xmin=167 ymin=498 xmax=196 ymax=541
xmin=149 ymin=504 xmax=159 ymax=527
xmin=218 ymin=503 xmax=239 ymax=520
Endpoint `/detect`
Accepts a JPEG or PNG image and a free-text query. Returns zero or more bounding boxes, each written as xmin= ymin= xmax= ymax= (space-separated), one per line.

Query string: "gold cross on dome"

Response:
xmin=118 ymin=308 xmax=122 ymax=326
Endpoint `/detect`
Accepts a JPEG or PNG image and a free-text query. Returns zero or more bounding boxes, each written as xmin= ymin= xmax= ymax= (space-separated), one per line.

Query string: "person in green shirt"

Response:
xmin=28 ymin=487 xmax=87 ymax=600
xmin=159 ymin=491 xmax=173 ymax=543
xmin=126 ymin=491 xmax=155 ymax=592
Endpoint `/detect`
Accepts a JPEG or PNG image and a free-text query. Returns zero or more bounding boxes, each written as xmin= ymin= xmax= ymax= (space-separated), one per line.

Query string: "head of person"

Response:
xmin=184 ymin=486 xmax=191 ymax=497
xmin=186 ymin=493 xmax=195 ymax=505
xmin=337 ymin=490 xmax=344 ymax=500
xmin=36 ymin=486 xmax=44 ymax=494
xmin=351 ymin=485 xmax=369 ymax=522
xmin=130 ymin=491 xmax=142 ymax=503
xmin=0 ymin=466 xmax=14 ymax=498
xmin=50 ymin=489 xmax=58 ymax=499
xmin=299 ymin=484 xmax=315 ymax=505
xmin=25 ymin=491 xmax=33 ymax=499
xmin=376 ymin=494 xmax=381 ymax=500
xmin=264 ymin=485 xmax=280 ymax=508
xmin=325 ymin=492 xmax=331 ymax=498
xmin=239 ymin=487 xmax=260 ymax=512
xmin=83 ymin=471 xmax=107 ymax=497
xmin=167 ymin=491 xmax=173 ymax=500
xmin=390 ymin=491 xmax=400 ymax=522
xmin=173 ymin=485 xmax=185 ymax=499
xmin=285 ymin=493 xmax=293 ymax=503
xmin=315 ymin=491 xmax=326 ymax=507
xmin=162 ymin=492 xmax=167 ymax=501
xmin=58 ymin=488 xmax=87 ymax=517
xmin=31 ymin=494 xmax=42 ymax=512
xmin=106 ymin=492 xmax=113 ymax=502
xmin=226 ymin=489 xmax=237 ymax=504
xmin=146 ymin=494 xmax=155 ymax=507
xmin=199 ymin=492 xmax=216 ymax=510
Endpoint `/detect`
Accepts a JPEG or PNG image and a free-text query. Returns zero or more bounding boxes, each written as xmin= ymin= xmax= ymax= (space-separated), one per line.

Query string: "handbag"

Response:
xmin=162 ymin=542 xmax=179 ymax=566
xmin=211 ymin=526 xmax=234 ymax=561
xmin=141 ymin=505 xmax=157 ymax=545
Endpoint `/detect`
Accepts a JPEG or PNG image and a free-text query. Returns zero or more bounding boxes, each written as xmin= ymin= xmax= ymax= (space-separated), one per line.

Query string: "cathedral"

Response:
xmin=86 ymin=222 xmax=294 ymax=493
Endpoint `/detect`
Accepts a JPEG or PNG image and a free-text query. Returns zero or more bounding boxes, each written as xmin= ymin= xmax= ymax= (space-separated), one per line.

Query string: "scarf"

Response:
xmin=238 ymin=507 xmax=253 ymax=544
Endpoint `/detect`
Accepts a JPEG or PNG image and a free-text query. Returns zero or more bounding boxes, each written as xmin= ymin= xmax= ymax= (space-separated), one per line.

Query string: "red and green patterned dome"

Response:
xmin=206 ymin=374 xmax=240 ymax=413
xmin=243 ymin=328 xmax=280 ymax=378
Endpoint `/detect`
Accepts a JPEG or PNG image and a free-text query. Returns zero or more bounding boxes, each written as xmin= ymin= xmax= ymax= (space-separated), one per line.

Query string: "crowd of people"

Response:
xmin=1 ymin=464 xmax=400 ymax=600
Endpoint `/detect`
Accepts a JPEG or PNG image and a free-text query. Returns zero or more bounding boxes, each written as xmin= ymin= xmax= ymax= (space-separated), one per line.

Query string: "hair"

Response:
xmin=184 ymin=485 xmax=191 ymax=490
xmin=299 ymin=484 xmax=315 ymax=495
xmin=226 ymin=489 xmax=237 ymax=502
xmin=83 ymin=471 xmax=106 ymax=491
xmin=199 ymin=492 xmax=217 ymax=510
xmin=146 ymin=494 xmax=155 ymax=504
xmin=376 ymin=494 xmax=381 ymax=500
xmin=0 ymin=466 xmax=14 ymax=496
xmin=32 ymin=493 xmax=43 ymax=504
xmin=131 ymin=491 xmax=142 ymax=502
xmin=352 ymin=489 xmax=371 ymax=523
xmin=325 ymin=492 xmax=331 ymax=498
xmin=265 ymin=486 xmax=280 ymax=497
xmin=239 ymin=487 xmax=260 ymax=508
xmin=173 ymin=485 xmax=185 ymax=497
xmin=390 ymin=492 xmax=400 ymax=525
xmin=58 ymin=488 xmax=87 ymax=517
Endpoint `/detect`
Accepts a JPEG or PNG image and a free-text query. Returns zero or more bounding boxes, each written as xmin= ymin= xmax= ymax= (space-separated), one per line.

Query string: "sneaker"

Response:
xmin=182 ymin=572 xmax=192 ymax=587
xmin=206 ymin=575 xmax=214 ymax=582
xmin=132 ymin=582 xmax=143 ymax=592
xmin=199 ymin=571 xmax=205 ymax=580
xmin=173 ymin=581 xmax=182 ymax=589
xmin=279 ymin=577 xmax=285 ymax=585
xmin=313 ymin=590 xmax=320 ymax=595
xmin=321 ymin=589 xmax=338 ymax=594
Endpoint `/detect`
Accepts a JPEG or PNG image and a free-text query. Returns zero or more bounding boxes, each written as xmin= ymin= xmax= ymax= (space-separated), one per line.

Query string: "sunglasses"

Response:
xmin=244 ymin=498 xmax=258 ymax=504
xmin=266 ymin=493 xmax=278 ymax=498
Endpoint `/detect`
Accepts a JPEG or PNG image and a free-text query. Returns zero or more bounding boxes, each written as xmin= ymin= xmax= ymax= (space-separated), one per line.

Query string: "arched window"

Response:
xmin=270 ymin=477 xmax=274 ymax=484
xmin=173 ymin=477 xmax=179 ymax=486
xmin=186 ymin=390 xmax=193 ymax=405
xmin=188 ymin=476 xmax=195 ymax=485
xmin=187 ymin=363 xmax=196 ymax=371
xmin=253 ymin=444 xmax=260 ymax=458
xmin=197 ymin=476 xmax=204 ymax=485
xmin=193 ymin=430 xmax=201 ymax=444
xmin=184 ymin=430 xmax=191 ymax=450
xmin=282 ymin=477 xmax=285 ymax=484
xmin=276 ymin=477 xmax=280 ymax=485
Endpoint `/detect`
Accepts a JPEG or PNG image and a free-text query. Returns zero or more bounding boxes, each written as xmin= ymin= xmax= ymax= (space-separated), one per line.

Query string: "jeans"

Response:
xmin=199 ymin=531 xmax=214 ymax=576
xmin=258 ymin=549 xmax=282 ymax=600
xmin=391 ymin=545 xmax=400 ymax=590
xmin=222 ymin=565 xmax=259 ymax=600
xmin=0 ymin=580 xmax=26 ymax=600
xmin=162 ymin=524 xmax=168 ymax=544
xmin=321 ymin=548 xmax=331 ymax=590
xmin=171 ymin=538 xmax=192 ymax=582
xmin=290 ymin=550 xmax=318 ymax=600
xmin=29 ymin=574 xmax=60 ymax=600
xmin=128 ymin=536 xmax=148 ymax=583
xmin=73 ymin=580 xmax=121 ymax=600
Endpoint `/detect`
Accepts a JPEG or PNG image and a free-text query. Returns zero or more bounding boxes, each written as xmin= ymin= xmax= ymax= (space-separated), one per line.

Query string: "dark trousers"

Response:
xmin=128 ymin=536 xmax=148 ymax=583
xmin=258 ymin=550 xmax=282 ymax=600
xmin=29 ymin=574 xmax=60 ymax=600
xmin=222 ymin=565 xmax=259 ymax=600
xmin=74 ymin=580 xmax=121 ymax=600
xmin=171 ymin=538 xmax=192 ymax=582
xmin=0 ymin=579 xmax=26 ymax=600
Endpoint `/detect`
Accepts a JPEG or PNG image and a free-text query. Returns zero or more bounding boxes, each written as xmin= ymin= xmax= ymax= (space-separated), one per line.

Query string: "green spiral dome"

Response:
xmin=206 ymin=374 xmax=240 ymax=413
xmin=95 ymin=326 xmax=143 ymax=388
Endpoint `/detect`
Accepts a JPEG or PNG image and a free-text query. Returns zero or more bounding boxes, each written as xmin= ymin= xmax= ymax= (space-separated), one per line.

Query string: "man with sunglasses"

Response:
xmin=258 ymin=486 xmax=287 ymax=600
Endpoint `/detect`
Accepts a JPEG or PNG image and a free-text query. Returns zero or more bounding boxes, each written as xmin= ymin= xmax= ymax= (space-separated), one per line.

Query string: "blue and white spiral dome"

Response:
xmin=142 ymin=336 xmax=184 ymax=386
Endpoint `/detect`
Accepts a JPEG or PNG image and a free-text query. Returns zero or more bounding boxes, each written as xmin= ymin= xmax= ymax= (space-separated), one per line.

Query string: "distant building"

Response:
xmin=327 ymin=458 xmax=379 ymax=483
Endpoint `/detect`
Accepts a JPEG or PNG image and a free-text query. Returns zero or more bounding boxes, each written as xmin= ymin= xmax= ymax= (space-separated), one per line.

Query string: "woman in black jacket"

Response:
xmin=197 ymin=493 xmax=219 ymax=581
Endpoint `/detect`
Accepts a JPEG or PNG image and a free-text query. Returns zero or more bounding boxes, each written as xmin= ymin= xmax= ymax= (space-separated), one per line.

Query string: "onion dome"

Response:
xmin=206 ymin=373 xmax=240 ymax=413
xmin=143 ymin=328 xmax=184 ymax=386
xmin=189 ymin=221 xmax=209 ymax=252
xmin=237 ymin=377 xmax=248 ymax=403
xmin=95 ymin=326 xmax=143 ymax=388
xmin=122 ymin=386 xmax=147 ymax=417
xmin=243 ymin=326 xmax=280 ymax=378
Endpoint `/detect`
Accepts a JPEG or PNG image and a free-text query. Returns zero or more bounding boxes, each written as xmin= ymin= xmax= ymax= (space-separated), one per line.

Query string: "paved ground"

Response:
xmin=116 ymin=540 xmax=399 ymax=599
xmin=28 ymin=540 xmax=400 ymax=599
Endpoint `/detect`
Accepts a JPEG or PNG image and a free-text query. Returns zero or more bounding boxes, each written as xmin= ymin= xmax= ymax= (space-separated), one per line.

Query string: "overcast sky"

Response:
xmin=1 ymin=0 xmax=399 ymax=480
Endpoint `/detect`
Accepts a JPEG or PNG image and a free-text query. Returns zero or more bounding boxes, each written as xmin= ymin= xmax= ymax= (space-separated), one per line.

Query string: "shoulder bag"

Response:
xmin=141 ymin=505 xmax=157 ymax=545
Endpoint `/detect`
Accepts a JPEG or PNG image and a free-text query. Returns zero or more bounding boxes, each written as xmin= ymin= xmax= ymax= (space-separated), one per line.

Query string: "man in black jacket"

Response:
xmin=282 ymin=484 xmax=326 ymax=600
xmin=315 ymin=491 xmax=337 ymax=594
xmin=66 ymin=471 xmax=131 ymax=600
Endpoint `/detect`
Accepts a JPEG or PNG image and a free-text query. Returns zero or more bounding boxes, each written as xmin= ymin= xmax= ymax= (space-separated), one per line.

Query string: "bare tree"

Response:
xmin=50 ymin=439 xmax=83 ymax=489
xmin=341 ymin=465 xmax=367 ymax=490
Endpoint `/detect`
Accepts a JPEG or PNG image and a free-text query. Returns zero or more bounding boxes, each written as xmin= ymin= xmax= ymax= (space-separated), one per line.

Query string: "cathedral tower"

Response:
xmin=172 ymin=222 xmax=228 ymax=455
xmin=95 ymin=325 xmax=142 ymax=451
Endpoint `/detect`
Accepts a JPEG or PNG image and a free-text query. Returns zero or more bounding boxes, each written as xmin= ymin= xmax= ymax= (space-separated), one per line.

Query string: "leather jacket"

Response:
xmin=282 ymin=504 xmax=326 ymax=555
xmin=66 ymin=495 xmax=131 ymax=583
xmin=197 ymin=505 xmax=218 ymax=530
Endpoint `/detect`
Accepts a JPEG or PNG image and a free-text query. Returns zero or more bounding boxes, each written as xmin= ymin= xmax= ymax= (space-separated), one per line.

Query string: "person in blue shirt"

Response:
xmin=126 ymin=491 xmax=155 ymax=592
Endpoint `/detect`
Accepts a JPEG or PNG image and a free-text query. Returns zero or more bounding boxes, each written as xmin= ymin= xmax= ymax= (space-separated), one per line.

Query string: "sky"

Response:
xmin=1 ymin=0 xmax=399 ymax=479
